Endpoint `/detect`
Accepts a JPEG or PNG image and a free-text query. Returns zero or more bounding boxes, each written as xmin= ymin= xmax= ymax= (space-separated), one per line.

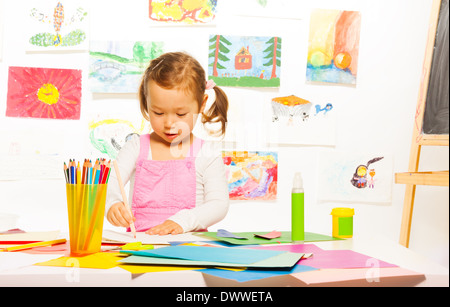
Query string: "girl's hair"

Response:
xmin=139 ymin=52 xmax=228 ymax=136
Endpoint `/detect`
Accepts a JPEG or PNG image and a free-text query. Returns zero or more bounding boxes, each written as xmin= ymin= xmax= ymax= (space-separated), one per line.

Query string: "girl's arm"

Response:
xmin=104 ymin=134 xmax=140 ymax=218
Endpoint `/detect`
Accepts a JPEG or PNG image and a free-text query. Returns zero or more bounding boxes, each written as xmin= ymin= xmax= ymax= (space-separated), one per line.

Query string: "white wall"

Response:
xmin=0 ymin=0 xmax=448 ymax=268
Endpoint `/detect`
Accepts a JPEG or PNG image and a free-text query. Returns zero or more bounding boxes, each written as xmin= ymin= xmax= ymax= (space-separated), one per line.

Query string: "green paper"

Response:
xmin=196 ymin=231 xmax=342 ymax=245
xmin=119 ymin=251 xmax=304 ymax=269
xmin=120 ymin=245 xmax=284 ymax=265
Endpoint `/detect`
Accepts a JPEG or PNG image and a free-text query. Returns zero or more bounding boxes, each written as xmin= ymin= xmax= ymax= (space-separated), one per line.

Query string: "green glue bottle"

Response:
xmin=291 ymin=172 xmax=305 ymax=243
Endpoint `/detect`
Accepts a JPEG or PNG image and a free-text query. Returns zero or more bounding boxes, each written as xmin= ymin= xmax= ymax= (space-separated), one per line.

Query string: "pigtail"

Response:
xmin=138 ymin=78 xmax=150 ymax=121
xmin=201 ymin=85 xmax=229 ymax=136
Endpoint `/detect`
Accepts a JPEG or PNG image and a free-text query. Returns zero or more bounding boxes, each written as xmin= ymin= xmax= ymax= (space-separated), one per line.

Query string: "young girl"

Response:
xmin=105 ymin=52 xmax=229 ymax=235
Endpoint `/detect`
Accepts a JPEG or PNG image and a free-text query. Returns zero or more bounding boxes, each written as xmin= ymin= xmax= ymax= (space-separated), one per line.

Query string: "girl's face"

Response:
xmin=147 ymin=81 xmax=206 ymax=145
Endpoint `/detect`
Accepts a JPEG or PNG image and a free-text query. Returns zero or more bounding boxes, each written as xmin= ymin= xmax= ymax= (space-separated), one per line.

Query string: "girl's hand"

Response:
xmin=107 ymin=202 xmax=135 ymax=228
xmin=146 ymin=220 xmax=183 ymax=235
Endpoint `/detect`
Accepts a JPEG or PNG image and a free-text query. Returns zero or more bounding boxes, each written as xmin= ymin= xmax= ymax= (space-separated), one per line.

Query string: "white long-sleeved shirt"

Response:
xmin=105 ymin=134 xmax=229 ymax=232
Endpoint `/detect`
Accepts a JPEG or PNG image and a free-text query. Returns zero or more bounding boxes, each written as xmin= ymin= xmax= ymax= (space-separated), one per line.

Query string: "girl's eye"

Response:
xmin=153 ymin=111 xmax=163 ymax=116
xmin=177 ymin=113 xmax=187 ymax=117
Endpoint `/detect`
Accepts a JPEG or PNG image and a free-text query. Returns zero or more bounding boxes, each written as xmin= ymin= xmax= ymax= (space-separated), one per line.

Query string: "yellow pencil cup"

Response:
xmin=331 ymin=207 xmax=354 ymax=238
xmin=66 ymin=184 xmax=107 ymax=256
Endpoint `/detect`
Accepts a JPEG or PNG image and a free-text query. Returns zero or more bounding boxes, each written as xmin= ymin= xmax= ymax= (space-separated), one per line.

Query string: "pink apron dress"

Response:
xmin=131 ymin=134 xmax=203 ymax=232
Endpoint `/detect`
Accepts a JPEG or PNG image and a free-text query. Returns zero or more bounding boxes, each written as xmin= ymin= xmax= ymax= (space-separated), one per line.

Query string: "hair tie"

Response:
xmin=206 ymin=80 xmax=216 ymax=90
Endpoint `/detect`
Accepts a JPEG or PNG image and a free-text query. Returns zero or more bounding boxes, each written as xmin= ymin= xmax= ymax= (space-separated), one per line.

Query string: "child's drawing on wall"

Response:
xmin=209 ymin=35 xmax=281 ymax=87
xmin=306 ymin=9 xmax=361 ymax=85
xmin=314 ymin=103 xmax=333 ymax=116
xmin=222 ymin=151 xmax=278 ymax=201
xmin=88 ymin=116 xmax=150 ymax=159
xmin=149 ymin=0 xmax=218 ymax=24
xmin=271 ymin=95 xmax=312 ymax=124
xmin=368 ymin=169 xmax=376 ymax=188
xmin=268 ymin=95 xmax=336 ymax=146
xmin=317 ymin=151 xmax=393 ymax=204
xmin=28 ymin=1 xmax=88 ymax=50
xmin=350 ymin=157 xmax=384 ymax=189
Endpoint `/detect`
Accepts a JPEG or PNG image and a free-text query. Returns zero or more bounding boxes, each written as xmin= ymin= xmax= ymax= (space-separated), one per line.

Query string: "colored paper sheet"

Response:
xmin=217 ymin=229 xmax=248 ymax=240
xmin=300 ymin=249 xmax=398 ymax=269
xmin=254 ymin=231 xmax=282 ymax=240
xmin=103 ymin=230 xmax=211 ymax=245
xmin=121 ymin=245 xmax=285 ymax=265
xmin=118 ymin=264 xmax=206 ymax=274
xmin=34 ymin=252 xmax=124 ymax=269
xmin=0 ymin=231 xmax=60 ymax=243
xmin=197 ymin=231 xmax=342 ymax=245
xmin=19 ymin=241 xmax=70 ymax=254
xmin=199 ymin=264 xmax=318 ymax=283
xmin=251 ymin=244 xmax=398 ymax=269
xmin=291 ymin=267 xmax=425 ymax=286
xmin=251 ymin=243 xmax=325 ymax=254
xmin=119 ymin=251 xmax=304 ymax=269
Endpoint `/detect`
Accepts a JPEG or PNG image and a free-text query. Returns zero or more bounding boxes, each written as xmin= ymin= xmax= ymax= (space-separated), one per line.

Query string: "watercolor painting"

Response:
xmin=27 ymin=1 xmax=88 ymax=51
xmin=222 ymin=151 xmax=278 ymax=201
xmin=6 ymin=66 xmax=82 ymax=120
xmin=88 ymin=115 xmax=151 ymax=159
xmin=317 ymin=151 xmax=393 ymax=204
xmin=149 ymin=0 xmax=218 ymax=24
xmin=306 ymin=9 xmax=361 ymax=85
xmin=89 ymin=41 xmax=164 ymax=93
xmin=268 ymin=95 xmax=336 ymax=145
xmin=209 ymin=35 xmax=281 ymax=87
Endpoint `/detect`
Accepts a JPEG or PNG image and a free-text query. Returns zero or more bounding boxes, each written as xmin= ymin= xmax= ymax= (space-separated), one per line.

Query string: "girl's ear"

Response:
xmin=200 ymin=94 xmax=208 ymax=114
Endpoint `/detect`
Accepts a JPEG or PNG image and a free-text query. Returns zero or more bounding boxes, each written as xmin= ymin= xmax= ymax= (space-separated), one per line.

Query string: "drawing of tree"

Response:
xmin=133 ymin=42 xmax=164 ymax=69
xmin=263 ymin=37 xmax=281 ymax=79
xmin=209 ymin=35 xmax=232 ymax=77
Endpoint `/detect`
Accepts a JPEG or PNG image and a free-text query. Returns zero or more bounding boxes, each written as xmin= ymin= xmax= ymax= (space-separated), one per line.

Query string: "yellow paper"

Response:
xmin=34 ymin=252 xmax=124 ymax=269
xmin=121 ymin=242 xmax=154 ymax=251
xmin=118 ymin=264 xmax=206 ymax=274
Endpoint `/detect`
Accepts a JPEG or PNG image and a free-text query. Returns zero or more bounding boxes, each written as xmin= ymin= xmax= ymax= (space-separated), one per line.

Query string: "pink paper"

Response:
xmin=251 ymin=243 xmax=325 ymax=254
xmin=20 ymin=242 xmax=70 ymax=254
xmin=291 ymin=267 xmax=424 ymax=286
xmin=254 ymin=231 xmax=282 ymax=240
xmin=251 ymin=244 xmax=397 ymax=269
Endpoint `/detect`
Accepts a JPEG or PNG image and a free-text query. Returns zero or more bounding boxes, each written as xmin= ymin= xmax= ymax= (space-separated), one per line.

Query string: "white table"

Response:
xmin=0 ymin=234 xmax=448 ymax=287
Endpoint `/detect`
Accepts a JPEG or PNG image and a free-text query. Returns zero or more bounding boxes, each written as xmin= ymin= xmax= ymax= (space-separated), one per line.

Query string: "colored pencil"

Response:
xmin=76 ymin=161 xmax=81 ymax=184
xmin=113 ymin=160 xmax=136 ymax=238
xmin=1 ymin=239 xmax=66 ymax=252
xmin=64 ymin=162 xmax=69 ymax=183
xmin=70 ymin=161 xmax=75 ymax=184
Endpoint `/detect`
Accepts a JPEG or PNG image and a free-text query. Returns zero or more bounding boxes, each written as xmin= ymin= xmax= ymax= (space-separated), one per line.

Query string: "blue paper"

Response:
xmin=121 ymin=245 xmax=285 ymax=265
xmin=199 ymin=265 xmax=318 ymax=282
xmin=217 ymin=229 xmax=248 ymax=240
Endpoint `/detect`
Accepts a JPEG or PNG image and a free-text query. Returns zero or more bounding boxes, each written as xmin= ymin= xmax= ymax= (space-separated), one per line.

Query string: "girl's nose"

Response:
xmin=164 ymin=115 xmax=177 ymax=129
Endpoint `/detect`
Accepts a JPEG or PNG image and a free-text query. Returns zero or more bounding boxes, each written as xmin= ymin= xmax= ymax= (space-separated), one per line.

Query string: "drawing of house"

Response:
xmin=235 ymin=46 xmax=252 ymax=70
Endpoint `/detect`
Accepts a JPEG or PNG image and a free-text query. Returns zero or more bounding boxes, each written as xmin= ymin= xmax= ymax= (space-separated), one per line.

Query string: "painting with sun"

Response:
xmin=306 ymin=9 xmax=361 ymax=85
xmin=6 ymin=66 xmax=82 ymax=120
